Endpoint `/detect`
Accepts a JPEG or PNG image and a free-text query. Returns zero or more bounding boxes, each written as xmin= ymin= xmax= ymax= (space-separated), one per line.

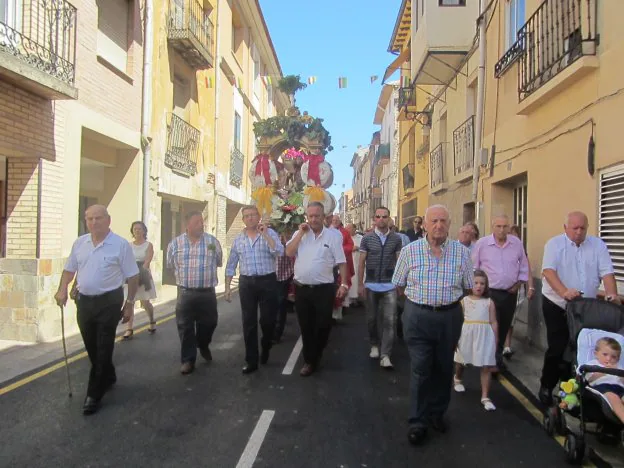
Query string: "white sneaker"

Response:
xmin=369 ymin=346 xmax=380 ymax=359
xmin=380 ymin=356 xmax=393 ymax=369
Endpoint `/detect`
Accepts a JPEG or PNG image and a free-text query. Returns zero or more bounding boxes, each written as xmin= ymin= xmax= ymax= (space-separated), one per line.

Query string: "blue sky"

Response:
xmin=259 ymin=0 xmax=402 ymax=202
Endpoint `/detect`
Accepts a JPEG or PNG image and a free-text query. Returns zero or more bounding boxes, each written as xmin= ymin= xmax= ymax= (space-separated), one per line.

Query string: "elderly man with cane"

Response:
xmin=392 ymin=204 xmax=473 ymax=446
xmin=55 ymin=205 xmax=139 ymax=415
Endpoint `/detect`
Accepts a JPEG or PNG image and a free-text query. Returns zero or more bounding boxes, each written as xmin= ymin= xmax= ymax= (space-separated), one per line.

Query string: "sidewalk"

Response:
xmin=0 ymin=284 xmax=233 ymax=386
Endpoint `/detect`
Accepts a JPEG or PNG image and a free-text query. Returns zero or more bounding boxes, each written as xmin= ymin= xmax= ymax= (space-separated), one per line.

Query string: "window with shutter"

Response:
xmin=599 ymin=165 xmax=624 ymax=286
xmin=97 ymin=0 xmax=130 ymax=72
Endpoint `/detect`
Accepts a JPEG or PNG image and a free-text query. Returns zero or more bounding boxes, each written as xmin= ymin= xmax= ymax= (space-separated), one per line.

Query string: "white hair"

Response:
xmin=424 ymin=204 xmax=450 ymax=221
xmin=491 ymin=214 xmax=509 ymax=224
xmin=564 ymin=211 xmax=588 ymax=226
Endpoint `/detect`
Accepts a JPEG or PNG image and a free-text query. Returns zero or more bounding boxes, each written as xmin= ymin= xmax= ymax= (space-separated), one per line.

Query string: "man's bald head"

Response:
xmin=85 ymin=204 xmax=111 ymax=238
xmin=564 ymin=211 xmax=589 ymax=246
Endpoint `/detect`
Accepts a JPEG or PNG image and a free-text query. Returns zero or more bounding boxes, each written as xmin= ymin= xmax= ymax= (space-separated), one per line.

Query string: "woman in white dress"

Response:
xmin=123 ymin=221 xmax=157 ymax=339
xmin=453 ymin=270 xmax=499 ymax=411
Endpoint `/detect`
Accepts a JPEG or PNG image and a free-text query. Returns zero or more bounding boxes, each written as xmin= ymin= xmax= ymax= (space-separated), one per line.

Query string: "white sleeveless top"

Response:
xmin=132 ymin=241 xmax=150 ymax=262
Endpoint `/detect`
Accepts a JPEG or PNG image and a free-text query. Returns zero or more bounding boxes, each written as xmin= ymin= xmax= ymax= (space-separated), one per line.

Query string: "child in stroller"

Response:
xmin=542 ymin=298 xmax=624 ymax=464
xmin=585 ymin=337 xmax=624 ymax=424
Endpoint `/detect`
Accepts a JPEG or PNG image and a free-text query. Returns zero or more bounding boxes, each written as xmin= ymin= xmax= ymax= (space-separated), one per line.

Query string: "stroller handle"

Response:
xmin=578 ymin=364 xmax=624 ymax=378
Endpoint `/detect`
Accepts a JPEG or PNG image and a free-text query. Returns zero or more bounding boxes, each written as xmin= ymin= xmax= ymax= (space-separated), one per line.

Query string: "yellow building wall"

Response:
xmin=479 ymin=0 xmax=624 ymax=272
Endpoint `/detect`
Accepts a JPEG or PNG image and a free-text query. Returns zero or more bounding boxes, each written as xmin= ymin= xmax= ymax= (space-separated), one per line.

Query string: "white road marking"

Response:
xmin=235 ymin=410 xmax=275 ymax=468
xmin=282 ymin=336 xmax=302 ymax=375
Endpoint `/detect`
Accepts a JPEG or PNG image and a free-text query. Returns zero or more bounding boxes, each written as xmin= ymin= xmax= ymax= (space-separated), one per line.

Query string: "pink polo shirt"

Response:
xmin=471 ymin=234 xmax=529 ymax=290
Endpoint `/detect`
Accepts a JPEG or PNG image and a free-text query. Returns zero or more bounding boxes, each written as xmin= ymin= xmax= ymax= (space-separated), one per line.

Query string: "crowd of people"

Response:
xmin=54 ymin=203 xmax=624 ymax=445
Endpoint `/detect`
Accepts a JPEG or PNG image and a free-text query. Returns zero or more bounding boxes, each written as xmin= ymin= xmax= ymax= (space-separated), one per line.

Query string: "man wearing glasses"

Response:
xmin=406 ymin=216 xmax=424 ymax=242
xmin=225 ymin=205 xmax=283 ymax=374
xmin=358 ymin=207 xmax=404 ymax=369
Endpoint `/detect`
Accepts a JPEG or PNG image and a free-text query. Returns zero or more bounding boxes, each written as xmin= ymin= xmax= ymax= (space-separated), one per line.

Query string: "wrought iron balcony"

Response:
xmin=229 ymin=147 xmax=244 ymax=188
xmin=518 ymin=0 xmax=597 ymax=100
xmin=430 ymin=143 xmax=446 ymax=189
xmin=167 ymin=0 xmax=214 ymax=69
xmin=0 ymin=0 xmax=77 ymax=98
xmin=165 ymin=114 xmax=200 ymax=176
xmin=452 ymin=116 xmax=474 ymax=175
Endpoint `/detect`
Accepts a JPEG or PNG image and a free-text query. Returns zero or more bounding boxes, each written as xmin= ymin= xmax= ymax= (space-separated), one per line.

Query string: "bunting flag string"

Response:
xmin=307 ymin=76 xmax=317 ymax=85
xmin=338 ymin=77 xmax=348 ymax=89
xmin=370 ymin=75 xmax=379 ymax=84
xmin=256 ymin=74 xmax=399 ymax=90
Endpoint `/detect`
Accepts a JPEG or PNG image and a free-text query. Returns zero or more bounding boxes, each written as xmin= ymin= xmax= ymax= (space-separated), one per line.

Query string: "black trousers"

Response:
xmin=489 ymin=288 xmax=518 ymax=366
xmin=274 ymin=277 xmax=293 ymax=341
xmin=76 ymin=287 xmax=124 ymax=400
xmin=175 ymin=287 xmax=218 ymax=364
xmin=295 ymin=283 xmax=336 ymax=367
xmin=540 ymin=295 xmax=571 ymax=391
xmin=239 ymin=273 xmax=278 ymax=366
xmin=403 ymin=300 xmax=464 ymax=429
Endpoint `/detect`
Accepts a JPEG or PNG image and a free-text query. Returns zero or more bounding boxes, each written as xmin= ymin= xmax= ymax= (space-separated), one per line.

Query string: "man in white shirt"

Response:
xmin=55 ymin=205 xmax=139 ymax=415
xmin=286 ymin=202 xmax=348 ymax=376
xmin=538 ymin=211 xmax=620 ymax=404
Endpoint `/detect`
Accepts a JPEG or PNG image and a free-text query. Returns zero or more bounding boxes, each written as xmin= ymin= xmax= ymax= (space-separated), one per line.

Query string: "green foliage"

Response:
xmin=277 ymin=75 xmax=307 ymax=96
xmin=253 ymin=115 xmax=333 ymax=154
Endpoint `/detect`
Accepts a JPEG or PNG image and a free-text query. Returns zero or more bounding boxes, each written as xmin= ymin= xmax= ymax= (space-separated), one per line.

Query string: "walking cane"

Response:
xmin=59 ymin=304 xmax=73 ymax=398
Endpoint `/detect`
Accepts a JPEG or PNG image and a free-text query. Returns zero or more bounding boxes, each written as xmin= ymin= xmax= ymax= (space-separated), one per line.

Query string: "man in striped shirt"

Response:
xmin=225 ymin=205 xmax=283 ymax=374
xmin=392 ymin=204 xmax=473 ymax=446
xmin=167 ymin=211 xmax=223 ymax=375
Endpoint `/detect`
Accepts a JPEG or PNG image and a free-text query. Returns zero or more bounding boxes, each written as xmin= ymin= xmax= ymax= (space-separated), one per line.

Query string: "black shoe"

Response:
xmin=242 ymin=364 xmax=258 ymax=374
xmin=260 ymin=347 xmax=270 ymax=365
xmin=200 ymin=347 xmax=212 ymax=362
xmin=407 ymin=427 xmax=427 ymax=446
xmin=538 ymin=386 xmax=552 ymax=406
xmin=429 ymin=417 xmax=447 ymax=433
xmin=82 ymin=396 xmax=100 ymax=415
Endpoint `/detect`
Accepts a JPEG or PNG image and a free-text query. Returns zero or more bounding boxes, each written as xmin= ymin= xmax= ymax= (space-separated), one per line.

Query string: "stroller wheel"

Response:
xmin=543 ymin=407 xmax=557 ymax=436
xmin=564 ymin=434 xmax=585 ymax=465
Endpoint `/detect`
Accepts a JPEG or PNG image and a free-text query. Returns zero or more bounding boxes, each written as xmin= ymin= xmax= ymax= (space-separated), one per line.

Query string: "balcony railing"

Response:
xmin=167 ymin=0 xmax=214 ymax=69
xmin=229 ymin=147 xmax=244 ymax=188
xmin=0 ymin=0 xmax=77 ymax=87
xmin=165 ymin=114 xmax=200 ymax=176
xmin=430 ymin=143 xmax=446 ymax=188
xmin=398 ymin=87 xmax=416 ymax=109
xmin=453 ymin=115 xmax=474 ymax=175
xmin=518 ymin=0 xmax=597 ymax=100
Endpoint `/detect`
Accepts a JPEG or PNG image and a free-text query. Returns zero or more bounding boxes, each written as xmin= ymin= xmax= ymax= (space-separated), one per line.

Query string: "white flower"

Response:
xmin=295 ymin=206 xmax=304 ymax=215
xmin=284 ymin=214 xmax=292 ymax=223
xmin=271 ymin=210 xmax=282 ymax=219
xmin=277 ymin=199 xmax=285 ymax=207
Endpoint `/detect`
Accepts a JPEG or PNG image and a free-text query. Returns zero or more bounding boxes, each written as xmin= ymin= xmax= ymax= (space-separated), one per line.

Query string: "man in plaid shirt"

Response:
xmin=167 ymin=211 xmax=223 ymax=376
xmin=225 ymin=205 xmax=283 ymax=374
xmin=392 ymin=204 xmax=473 ymax=446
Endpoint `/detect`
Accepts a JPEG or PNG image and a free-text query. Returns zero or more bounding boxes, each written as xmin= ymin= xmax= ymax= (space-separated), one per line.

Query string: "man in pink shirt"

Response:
xmin=472 ymin=215 xmax=529 ymax=369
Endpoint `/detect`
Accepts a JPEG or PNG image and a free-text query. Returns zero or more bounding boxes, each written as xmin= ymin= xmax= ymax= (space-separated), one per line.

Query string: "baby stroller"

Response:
xmin=542 ymin=297 xmax=624 ymax=464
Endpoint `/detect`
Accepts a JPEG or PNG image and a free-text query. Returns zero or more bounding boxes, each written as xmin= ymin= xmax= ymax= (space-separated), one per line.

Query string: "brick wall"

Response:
xmin=73 ymin=0 xmax=143 ymax=131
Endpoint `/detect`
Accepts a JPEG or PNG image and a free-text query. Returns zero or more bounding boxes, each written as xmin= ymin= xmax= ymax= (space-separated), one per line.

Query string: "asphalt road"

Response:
xmin=0 ymin=295 xmax=575 ymax=467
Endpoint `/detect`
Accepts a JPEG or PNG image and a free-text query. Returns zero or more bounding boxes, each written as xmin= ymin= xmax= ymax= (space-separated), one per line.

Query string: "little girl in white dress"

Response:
xmin=453 ymin=269 xmax=499 ymax=411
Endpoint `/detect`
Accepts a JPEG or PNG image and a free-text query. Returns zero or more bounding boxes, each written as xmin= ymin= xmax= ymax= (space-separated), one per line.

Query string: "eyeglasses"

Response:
xmin=375 ymin=215 xmax=389 ymax=219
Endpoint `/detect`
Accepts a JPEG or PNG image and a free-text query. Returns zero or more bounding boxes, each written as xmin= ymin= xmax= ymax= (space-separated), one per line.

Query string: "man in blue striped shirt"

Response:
xmin=225 ymin=205 xmax=284 ymax=374
xmin=392 ymin=204 xmax=473 ymax=446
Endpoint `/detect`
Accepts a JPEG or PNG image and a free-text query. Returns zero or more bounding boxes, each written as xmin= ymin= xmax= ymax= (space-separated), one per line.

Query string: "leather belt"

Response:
xmin=294 ymin=281 xmax=334 ymax=289
xmin=77 ymin=287 xmax=123 ymax=301
xmin=413 ymin=300 xmax=461 ymax=311
xmin=178 ymin=286 xmax=215 ymax=292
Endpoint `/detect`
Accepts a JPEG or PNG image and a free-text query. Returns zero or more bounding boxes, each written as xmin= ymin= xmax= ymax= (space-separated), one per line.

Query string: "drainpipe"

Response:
xmin=211 ymin=0 xmax=221 ymax=234
xmin=471 ymin=0 xmax=487 ymax=220
xmin=141 ymin=0 xmax=154 ymax=223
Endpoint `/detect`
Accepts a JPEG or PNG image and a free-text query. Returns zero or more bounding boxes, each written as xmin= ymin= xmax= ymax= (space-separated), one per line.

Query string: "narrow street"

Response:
xmin=0 ymin=295 xmax=582 ymax=467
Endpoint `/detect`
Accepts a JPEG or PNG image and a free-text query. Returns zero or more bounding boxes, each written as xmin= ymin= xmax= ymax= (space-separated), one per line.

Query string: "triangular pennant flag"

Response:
xmin=401 ymin=76 xmax=411 ymax=87
xmin=370 ymin=75 xmax=379 ymax=84
xmin=307 ymin=76 xmax=317 ymax=85
xmin=261 ymin=76 xmax=266 ymax=86
xmin=266 ymin=76 xmax=272 ymax=85
xmin=338 ymin=77 xmax=348 ymax=89
xmin=205 ymin=76 xmax=213 ymax=88
xmin=237 ymin=76 xmax=243 ymax=89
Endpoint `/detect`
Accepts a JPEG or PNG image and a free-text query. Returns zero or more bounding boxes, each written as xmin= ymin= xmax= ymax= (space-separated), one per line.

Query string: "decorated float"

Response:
xmin=250 ymin=75 xmax=336 ymax=233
